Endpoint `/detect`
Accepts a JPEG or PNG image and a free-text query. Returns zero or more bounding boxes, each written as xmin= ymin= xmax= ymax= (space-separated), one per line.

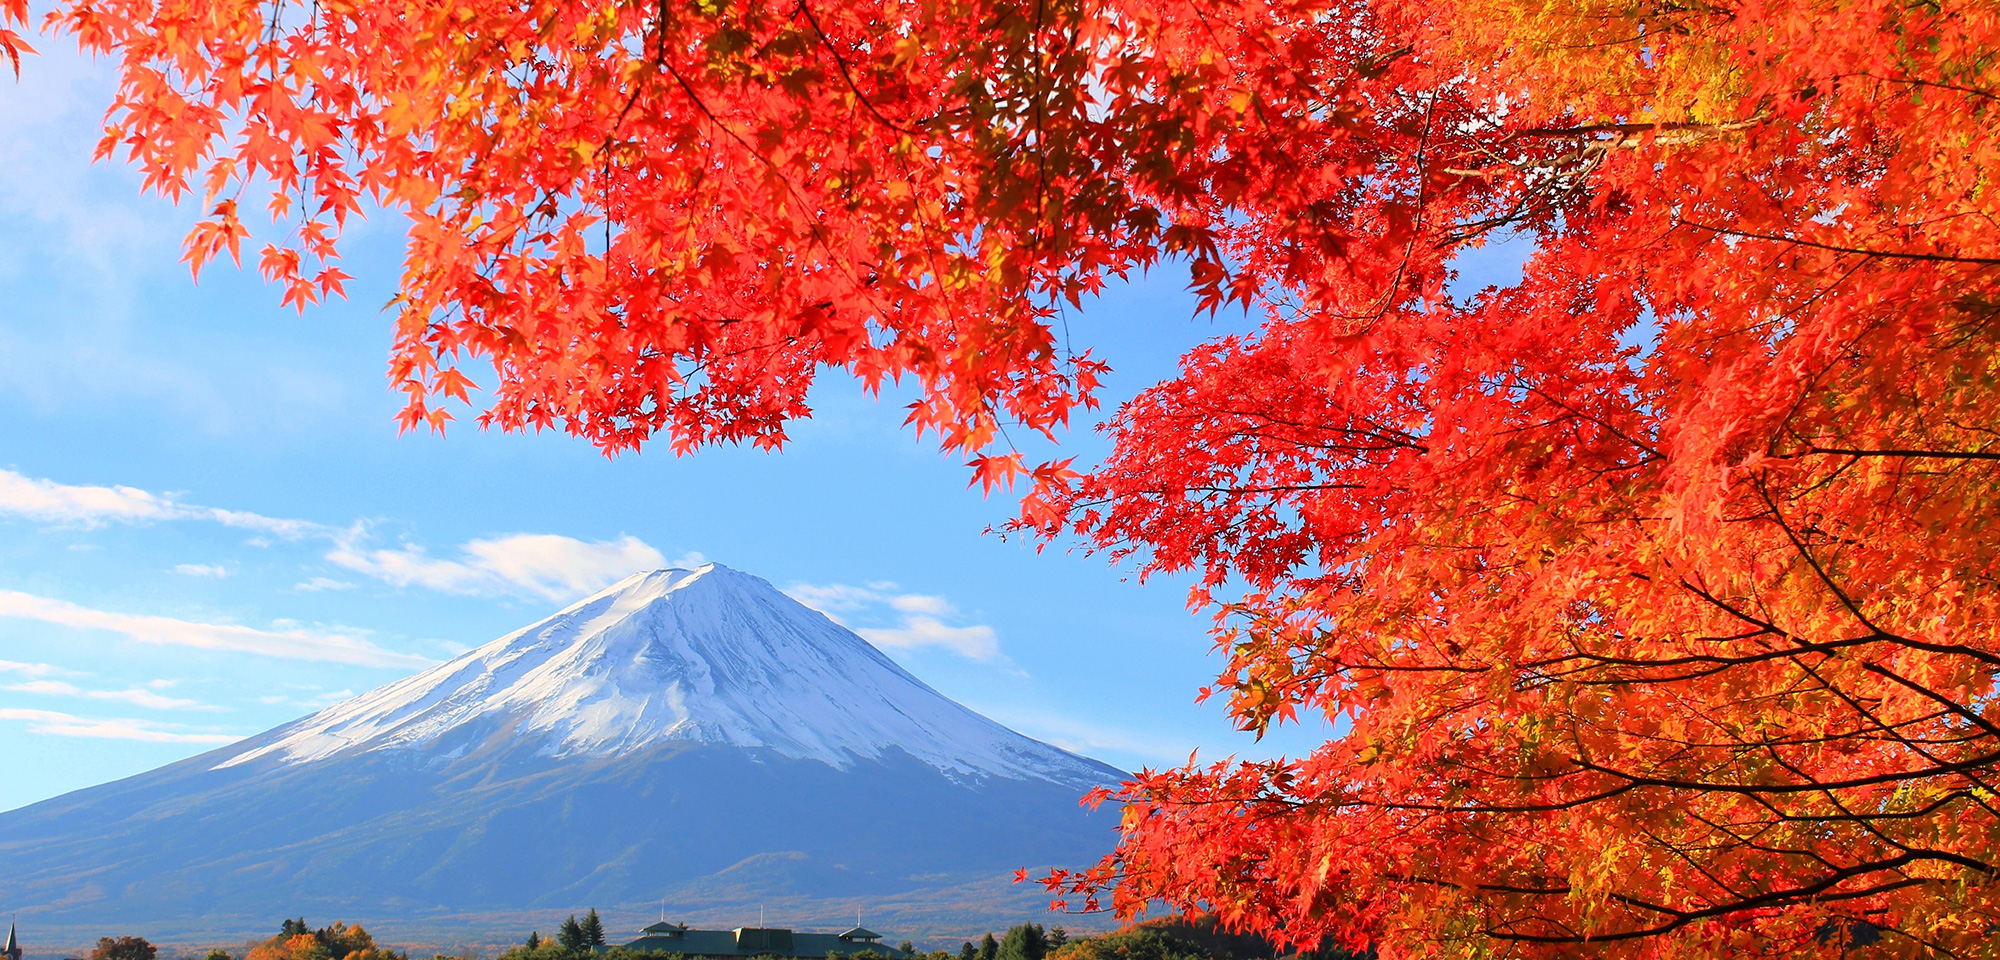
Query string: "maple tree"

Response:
xmin=6 ymin=0 xmax=1999 ymax=954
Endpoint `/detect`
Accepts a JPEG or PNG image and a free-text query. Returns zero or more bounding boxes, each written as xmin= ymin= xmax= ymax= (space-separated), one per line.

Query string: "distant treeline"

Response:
xmin=82 ymin=912 xmax=1358 ymax=960
xmin=491 ymin=914 xmax=1355 ymax=960
xmin=76 ymin=918 xmax=408 ymax=960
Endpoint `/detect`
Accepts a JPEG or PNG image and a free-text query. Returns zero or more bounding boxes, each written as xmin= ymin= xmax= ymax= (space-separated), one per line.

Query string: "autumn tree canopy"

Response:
xmin=88 ymin=937 xmax=156 ymax=960
xmin=6 ymin=0 xmax=1997 ymax=955
xmin=249 ymin=920 xmax=404 ymax=960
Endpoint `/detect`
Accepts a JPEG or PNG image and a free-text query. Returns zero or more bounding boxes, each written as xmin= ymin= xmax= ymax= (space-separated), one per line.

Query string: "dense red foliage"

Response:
xmin=8 ymin=0 xmax=1997 ymax=955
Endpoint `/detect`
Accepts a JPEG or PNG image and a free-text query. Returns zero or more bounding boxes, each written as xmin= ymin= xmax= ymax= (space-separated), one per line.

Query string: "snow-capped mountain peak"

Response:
xmin=218 ymin=564 xmax=1117 ymax=788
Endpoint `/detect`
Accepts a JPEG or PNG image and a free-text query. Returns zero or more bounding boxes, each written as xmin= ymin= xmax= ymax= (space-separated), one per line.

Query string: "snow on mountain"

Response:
xmin=221 ymin=564 xmax=1112 ymax=788
xmin=0 ymin=563 xmax=1128 ymax=943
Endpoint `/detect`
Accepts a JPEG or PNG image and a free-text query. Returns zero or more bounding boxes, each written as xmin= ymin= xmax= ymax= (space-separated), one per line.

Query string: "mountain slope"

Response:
xmin=225 ymin=566 xmax=1112 ymax=787
xmin=0 ymin=565 xmax=1124 ymax=946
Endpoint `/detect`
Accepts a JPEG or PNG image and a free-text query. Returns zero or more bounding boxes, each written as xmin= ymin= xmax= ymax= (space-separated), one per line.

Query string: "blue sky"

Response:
xmin=0 ymin=33 xmax=1530 ymax=814
xmin=0 ymin=37 xmax=1371 ymax=812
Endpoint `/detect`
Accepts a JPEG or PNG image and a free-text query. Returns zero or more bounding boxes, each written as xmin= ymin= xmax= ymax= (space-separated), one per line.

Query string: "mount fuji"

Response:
xmin=0 ymin=565 xmax=1126 ymax=946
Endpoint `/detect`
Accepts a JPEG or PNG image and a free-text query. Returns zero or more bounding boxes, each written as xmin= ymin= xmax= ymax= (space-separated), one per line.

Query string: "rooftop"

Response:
xmin=622 ymin=924 xmax=908 ymax=959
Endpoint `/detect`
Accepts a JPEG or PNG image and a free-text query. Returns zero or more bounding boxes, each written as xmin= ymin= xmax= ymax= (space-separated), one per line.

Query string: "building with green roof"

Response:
xmin=622 ymin=923 xmax=910 ymax=960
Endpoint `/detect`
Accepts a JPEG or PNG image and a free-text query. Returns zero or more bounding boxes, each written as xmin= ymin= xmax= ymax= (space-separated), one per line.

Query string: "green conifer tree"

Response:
xmin=581 ymin=910 xmax=605 ymax=948
xmin=977 ymin=934 xmax=997 ymax=960
xmin=996 ymin=926 xmax=1045 ymax=960
xmin=558 ymin=917 xmax=587 ymax=953
xmin=958 ymin=943 xmax=976 ymax=960
xmin=526 ymin=934 xmax=541 ymax=951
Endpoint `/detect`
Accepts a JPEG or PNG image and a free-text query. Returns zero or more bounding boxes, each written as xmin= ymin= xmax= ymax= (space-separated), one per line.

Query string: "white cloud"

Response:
xmin=0 ymin=659 xmax=76 ymax=678
xmin=1 ymin=466 xmax=704 ymax=608
xmin=4 ymin=678 xmax=220 ymax=711
xmin=208 ymin=509 xmax=333 ymax=540
xmin=887 ymin=593 xmax=953 ymax=615
xmin=0 ymin=468 xmax=330 ymax=537
xmin=788 ymin=582 xmax=1003 ymax=661
xmin=783 ymin=583 xmax=885 ymax=614
xmin=0 ymin=469 xmax=177 ymax=525
xmin=858 ymin=617 xmax=1001 ymax=660
xmin=0 ymin=468 xmax=691 ymax=602
xmin=101 ymin=687 xmax=215 ymax=710
xmin=0 ymin=589 xmax=432 ymax=667
xmin=0 ymin=707 xmax=240 ymax=744
xmin=259 ymin=684 xmax=356 ymax=709
xmin=294 ymin=577 xmax=356 ymax=592
xmin=327 ymin=532 xmax=666 ymax=602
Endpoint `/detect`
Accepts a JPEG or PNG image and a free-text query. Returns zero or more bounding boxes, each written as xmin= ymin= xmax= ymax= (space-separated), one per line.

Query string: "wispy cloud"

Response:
xmin=858 ymin=617 xmax=1000 ymax=660
xmin=5 ymin=678 xmax=221 ymax=711
xmin=0 ymin=468 xmax=179 ymax=525
xmin=0 ymin=658 xmax=78 ymax=678
xmin=887 ymin=593 xmax=952 ymax=615
xmin=294 ymin=577 xmax=356 ymax=592
xmin=255 ymin=685 xmax=355 ymax=710
xmin=0 ymin=590 xmax=432 ymax=667
xmin=327 ymin=533 xmax=666 ymax=602
xmin=0 ymin=707 xmax=240 ymax=744
xmin=783 ymin=583 xmax=886 ymax=616
xmin=0 ymin=468 xmax=332 ymax=537
xmin=0 ymin=468 xmax=684 ymax=602
xmin=786 ymin=582 xmax=1004 ymax=661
